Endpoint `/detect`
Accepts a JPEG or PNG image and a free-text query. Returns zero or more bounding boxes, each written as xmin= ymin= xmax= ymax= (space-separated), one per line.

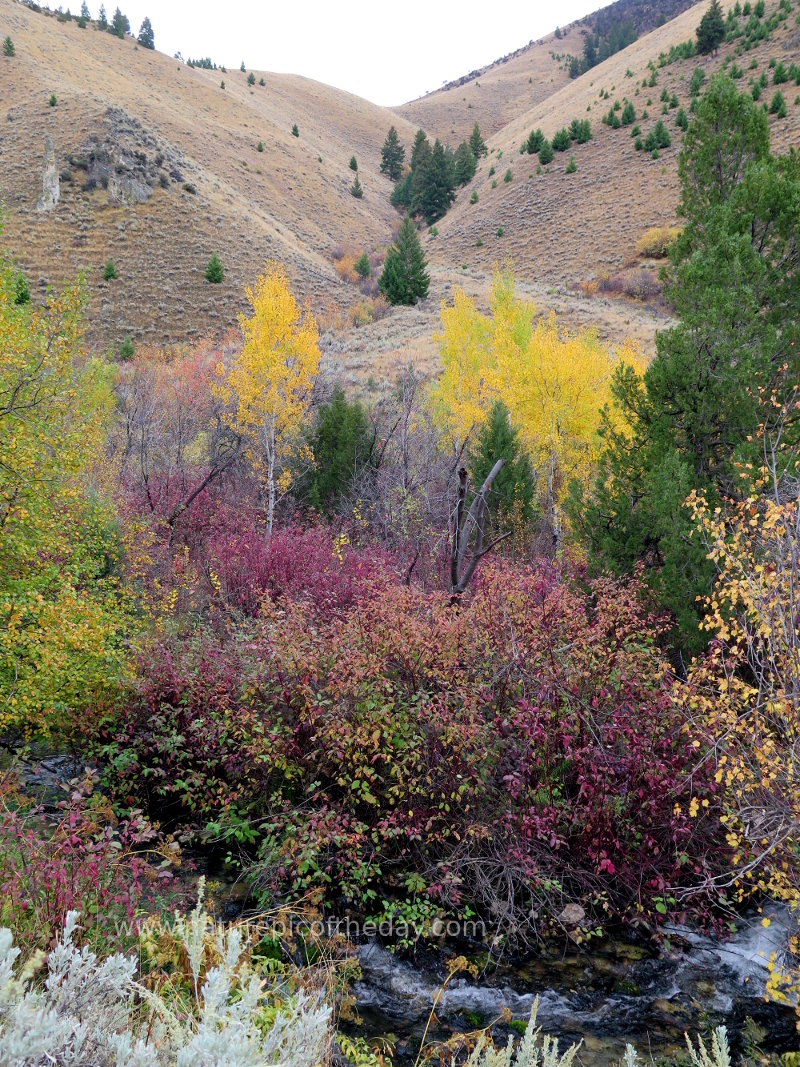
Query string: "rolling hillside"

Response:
xmin=423 ymin=0 xmax=800 ymax=301
xmin=395 ymin=0 xmax=697 ymax=143
xmin=1 ymin=0 xmax=799 ymax=376
xmin=0 ymin=0 xmax=417 ymax=349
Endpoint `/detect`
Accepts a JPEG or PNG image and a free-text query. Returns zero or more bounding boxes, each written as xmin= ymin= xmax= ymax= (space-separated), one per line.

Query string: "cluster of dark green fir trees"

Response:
xmin=568 ymin=73 xmax=800 ymax=653
xmin=379 ymin=122 xmax=487 ymax=225
xmin=568 ymin=15 xmax=638 ymax=78
xmin=68 ymin=3 xmax=155 ymax=47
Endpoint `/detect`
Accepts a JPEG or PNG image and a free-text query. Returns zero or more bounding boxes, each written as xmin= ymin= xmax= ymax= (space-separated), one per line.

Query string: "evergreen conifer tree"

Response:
xmin=390 ymin=171 xmax=413 ymax=208
xmin=2 ymin=36 xmax=14 ymax=56
xmin=378 ymin=216 xmax=430 ymax=305
xmin=454 ymin=141 xmax=477 ymax=186
xmin=13 ymin=272 xmax=30 ymax=305
xmin=470 ymin=400 xmax=536 ymax=530
xmin=380 ymin=126 xmax=405 ymax=181
xmin=137 ymin=16 xmax=154 ymax=48
xmin=97 ymin=4 xmax=107 ymax=29
xmin=410 ymin=129 xmax=430 ymax=173
xmin=526 ymin=129 xmax=545 ymax=154
xmin=204 ymin=252 xmax=224 ymax=283
xmin=412 ymin=138 xmax=455 ymax=224
xmin=349 ymin=155 xmax=358 ymax=171
xmin=350 ymin=174 xmax=363 ymax=198
xmin=569 ymin=76 xmax=800 ymax=650
xmin=469 ymin=122 xmax=487 ymax=158
xmin=696 ymin=0 xmax=725 ymax=54
xmin=303 ymin=388 xmax=373 ymax=514
xmin=109 ymin=7 xmax=129 ymax=37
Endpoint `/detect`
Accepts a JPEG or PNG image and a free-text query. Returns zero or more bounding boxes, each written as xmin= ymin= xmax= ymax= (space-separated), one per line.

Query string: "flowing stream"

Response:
xmin=349 ymin=908 xmax=798 ymax=1063
xmin=19 ymin=755 xmax=800 ymax=1064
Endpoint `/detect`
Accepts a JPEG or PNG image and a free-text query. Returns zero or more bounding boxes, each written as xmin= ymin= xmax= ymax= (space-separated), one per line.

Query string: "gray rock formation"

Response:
xmin=108 ymin=166 xmax=151 ymax=206
xmin=36 ymin=135 xmax=60 ymax=211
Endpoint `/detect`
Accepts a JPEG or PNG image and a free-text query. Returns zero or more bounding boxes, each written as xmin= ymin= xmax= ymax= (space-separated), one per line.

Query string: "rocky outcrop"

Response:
xmin=69 ymin=107 xmax=188 ymax=207
xmin=35 ymin=135 xmax=59 ymax=211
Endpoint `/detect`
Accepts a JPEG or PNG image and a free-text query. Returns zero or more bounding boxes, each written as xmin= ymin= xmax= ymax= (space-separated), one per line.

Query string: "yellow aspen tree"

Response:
xmin=430 ymin=269 xmax=645 ymax=539
xmin=429 ymin=287 xmax=492 ymax=454
xmin=220 ymin=263 xmax=320 ymax=536
xmin=684 ymin=430 xmax=800 ymax=1007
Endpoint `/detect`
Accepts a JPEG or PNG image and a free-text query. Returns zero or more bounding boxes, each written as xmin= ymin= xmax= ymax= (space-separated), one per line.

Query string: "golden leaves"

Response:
xmin=429 ymin=269 xmax=646 ymax=506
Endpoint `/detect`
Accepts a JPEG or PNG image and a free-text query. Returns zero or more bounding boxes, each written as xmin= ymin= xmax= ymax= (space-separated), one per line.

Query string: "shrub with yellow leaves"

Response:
xmin=684 ymin=398 xmax=800 ymax=1008
xmin=0 ymin=237 xmax=132 ymax=740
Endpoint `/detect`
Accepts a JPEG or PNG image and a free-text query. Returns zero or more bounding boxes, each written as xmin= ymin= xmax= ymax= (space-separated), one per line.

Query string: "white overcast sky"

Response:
xmin=91 ymin=1 xmax=602 ymax=106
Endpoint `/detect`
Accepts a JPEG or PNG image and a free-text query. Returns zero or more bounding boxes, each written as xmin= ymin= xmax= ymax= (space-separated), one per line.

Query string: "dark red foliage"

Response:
xmin=0 ymin=771 xmax=182 ymax=951
xmin=100 ymin=548 xmax=730 ymax=942
xmin=208 ymin=520 xmax=392 ymax=618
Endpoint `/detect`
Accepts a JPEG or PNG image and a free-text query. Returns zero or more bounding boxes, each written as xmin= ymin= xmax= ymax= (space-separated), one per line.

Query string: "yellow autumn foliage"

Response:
xmin=0 ymin=244 xmax=131 ymax=739
xmin=684 ymin=448 xmax=800 ymax=1009
xmin=216 ymin=262 xmax=320 ymax=535
xmin=430 ymin=269 xmax=645 ymax=512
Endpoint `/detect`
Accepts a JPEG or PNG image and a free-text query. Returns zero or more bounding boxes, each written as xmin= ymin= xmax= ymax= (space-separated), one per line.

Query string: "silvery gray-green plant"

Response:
xmin=465 ymin=999 xmax=732 ymax=1067
xmin=464 ymin=999 xmax=581 ymax=1067
xmin=0 ymin=891 xmax=332 ymax=1066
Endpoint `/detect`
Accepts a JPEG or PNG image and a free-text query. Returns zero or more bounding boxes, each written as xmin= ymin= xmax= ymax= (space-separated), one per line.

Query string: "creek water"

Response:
xmin=349 ymin=907 xmax=799 ymax=1064
xmin=18 ymin=755 xmax=800 ymax=1064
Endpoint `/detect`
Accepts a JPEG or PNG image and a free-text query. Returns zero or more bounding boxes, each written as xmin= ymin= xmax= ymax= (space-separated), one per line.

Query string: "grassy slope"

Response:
xmin=426 ymin=0 xmax=800 ymax=289
xmin=393 ymin=23 xmax=584 ymax=144
xmin=0 ymin=0 xmax=418 ymax=349
xmin=1 ymin=0 xmax=798 ymax=380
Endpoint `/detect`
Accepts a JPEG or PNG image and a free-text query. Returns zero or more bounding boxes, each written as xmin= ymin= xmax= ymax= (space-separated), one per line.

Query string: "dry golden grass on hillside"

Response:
xmin=395 ymin=24 xmax=584 ymax=144
xmin=0 ymin=0 xmax=417 ymax=351
xmin=2 ymin=0 xmax=799 ymax=380
xmin=426 ymin=0 xmax=800 ymax=313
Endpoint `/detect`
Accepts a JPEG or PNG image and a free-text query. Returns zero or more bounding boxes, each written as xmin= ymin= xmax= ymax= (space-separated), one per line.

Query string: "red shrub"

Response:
xmin=103 ymin=553 xmax=730 ymax=943
xmin=209 ymin=521 xmax=392 ymax=618
xmin=0 ymin=771 xmax=182 ymax=952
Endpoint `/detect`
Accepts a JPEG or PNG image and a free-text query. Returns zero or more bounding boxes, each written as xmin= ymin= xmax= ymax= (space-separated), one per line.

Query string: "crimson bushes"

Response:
xmin=99 ymin=535 xmax=729 ymax=943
